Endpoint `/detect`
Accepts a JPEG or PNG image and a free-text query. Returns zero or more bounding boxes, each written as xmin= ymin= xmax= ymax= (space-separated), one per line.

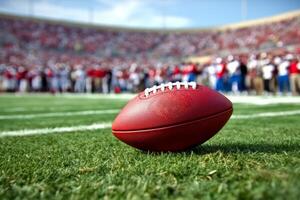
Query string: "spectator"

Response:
xmin=261 ymin=57 xmax=275 ymax=94
xmin=93 ymin=65 xmax=105 ymax=93
xmin=3 ymin=66 xmax=17 ymax=92
xmin=206 ymin=61 xmax=217 ymax=90
xmin=0 ymin=15 xmax=299 ymax=96
xmin=289 ymin=56 xmax=300 ymax=95
xmin=31 ymin=68 xmax=42 ymax=92
xmin=59 ymin=64 xmax=71 ymax=92
xmin=85 ymin=66 xmax=94 ymax=93
xmin=226 ymin=55 xmax=241 ymax=94
xmin=74 ymin=65 xmax=86 ymax=93
xmin=215 ymin=58 xmax=227 ymax=92
xmin=278 ymin=55 xmax=291 ymax=94
xmin=252 ymin=53 xmax=264 ymax=95
xmin=171 ymin=65 xmax=182 ymax=82
xmin=239 ymin=56 xmax=248 ymax=92
xmin=246 ymin=54 xmax=258 ymax=94
xmin=16 ymin=66 xmax=28 ymax=92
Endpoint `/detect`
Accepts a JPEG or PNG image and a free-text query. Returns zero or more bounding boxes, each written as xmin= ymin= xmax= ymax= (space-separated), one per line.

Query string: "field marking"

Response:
xmin=0 ymin=93 xmax=135 ymax=100
xmin=1 ymin=93 xmax=300 ymax=105
xmin=1 ymin=110 xmax=300 ymax=137
xmin=63 ymin=94 xmax=299 ymax=105
xmin=228 ymin=96 xmax=300 ymax=105
xmin=1 ymin=107 xmax=28 ymax=112
xmin=0 ymin=123 xmax=112 ymax=137
xmin=1 ymin=107 xmax=299 ymax=120
xmin=0 ymin=109 xmax=119 ymax=120
xmin=1 ymin=105 xmax=115 ymax=113
xmin=232 ymin=110 xmax=300 ymax=119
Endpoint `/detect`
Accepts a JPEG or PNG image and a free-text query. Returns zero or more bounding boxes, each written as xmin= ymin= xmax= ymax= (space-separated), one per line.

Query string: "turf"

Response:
xmin=0 ymin=94 xmax=299 ymax=200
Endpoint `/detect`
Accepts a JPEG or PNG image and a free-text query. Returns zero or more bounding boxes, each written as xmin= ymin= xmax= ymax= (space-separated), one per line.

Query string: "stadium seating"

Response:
xmin=0 ymin=14 xmax=299 ymax=95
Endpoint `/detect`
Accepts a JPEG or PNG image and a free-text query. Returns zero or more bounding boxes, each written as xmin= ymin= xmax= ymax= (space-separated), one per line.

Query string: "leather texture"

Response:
xmin=112 ymin=85 xmax=233 ymax=151
xmin=113 ymin=108 xmax=232 ymax=152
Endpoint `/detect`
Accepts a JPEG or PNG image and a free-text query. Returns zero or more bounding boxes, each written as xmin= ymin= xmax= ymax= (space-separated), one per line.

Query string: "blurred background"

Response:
xmin=0 ymin=0 xmax=300 ymax=95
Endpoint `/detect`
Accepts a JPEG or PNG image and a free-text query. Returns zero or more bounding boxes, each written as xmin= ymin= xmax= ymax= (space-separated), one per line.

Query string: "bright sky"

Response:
xmin=0 ymin=0 xmax=300 ymax=28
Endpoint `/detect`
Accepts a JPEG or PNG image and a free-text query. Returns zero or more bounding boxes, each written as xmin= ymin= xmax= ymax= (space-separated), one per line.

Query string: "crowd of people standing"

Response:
xmin=0 ymin=14 xmax=300 ymax=95
xmin=1 ymin=52 xmax=300 ymax=95
xmin=205 ymin=53 xmax=300 ymax=95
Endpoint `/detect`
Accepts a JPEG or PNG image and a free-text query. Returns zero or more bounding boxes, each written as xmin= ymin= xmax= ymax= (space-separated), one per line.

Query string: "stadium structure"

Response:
xmin=0 ymin=10 xmax=300 ymax=95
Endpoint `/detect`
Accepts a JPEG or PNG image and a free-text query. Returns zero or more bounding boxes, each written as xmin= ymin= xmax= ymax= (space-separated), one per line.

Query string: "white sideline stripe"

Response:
xmin=0 ymin=109 xmax=119 ymax=120
xmin=232 ymin=110 xmax=300 ymax=119
xmin=1 ymin=108 xmax=299 ymax=121
xmin=2 ymin=93 xmax=300 ymax=105
xmin=227 ymin=96 xmax=300 ymax=105
xmin=0 ymin=123 xmax=112 ymax=137
xmin=1 ymin=110 xmax=300 ymax=137
xmin=59 ymin=94 xmax=300 ymax=105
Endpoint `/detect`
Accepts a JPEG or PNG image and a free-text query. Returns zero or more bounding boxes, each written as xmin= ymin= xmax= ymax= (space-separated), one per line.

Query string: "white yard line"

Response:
xmin=227 ymin=96 xmax=300 ymax=105
xmin=0 ymin=93 xmax=135 ymax=100
xmin=1 ymin=93 xmax=300 ymax=105
xmin=0 ymin=122 xmax=112 ymax=137
xmin=1 ymin=107 xmax=28 ymax=112
xmin=54 ymin=94 xmax=300 ymax=104
xmin=0 ymin=110 xmax=300 ymax=137
xmin=61 ymin=93 xmax=135 ymax=99
xmin=231 ymin=110 xmax=300 ymax=119
xmin=0 ymin=109 xmax=119 ymax=120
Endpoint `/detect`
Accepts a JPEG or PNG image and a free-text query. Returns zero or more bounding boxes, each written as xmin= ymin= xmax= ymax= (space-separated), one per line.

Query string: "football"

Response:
xmin=112 ymin=82 xmax=233 ymax=152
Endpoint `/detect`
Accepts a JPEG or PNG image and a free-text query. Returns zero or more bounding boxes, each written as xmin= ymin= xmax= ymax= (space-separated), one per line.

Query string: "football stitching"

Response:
xmin=144 ymin=81 xmax=197 ymax=97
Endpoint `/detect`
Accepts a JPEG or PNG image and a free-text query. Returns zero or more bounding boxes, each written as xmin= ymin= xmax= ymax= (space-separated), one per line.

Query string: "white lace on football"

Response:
xmin=144 ymin=81 xmax=197 ymax=97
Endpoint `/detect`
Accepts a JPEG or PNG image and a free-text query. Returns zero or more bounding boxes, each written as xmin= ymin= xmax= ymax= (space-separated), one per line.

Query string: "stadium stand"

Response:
xmin=0 ymin=11 xmax=300 ymax=95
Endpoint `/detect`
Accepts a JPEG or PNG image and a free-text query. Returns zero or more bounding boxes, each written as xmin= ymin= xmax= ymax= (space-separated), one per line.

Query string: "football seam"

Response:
xmin=138 ymin=87 xmax=205 ymax=99
xmin=112 ymin=107 xmax=233 ymax=133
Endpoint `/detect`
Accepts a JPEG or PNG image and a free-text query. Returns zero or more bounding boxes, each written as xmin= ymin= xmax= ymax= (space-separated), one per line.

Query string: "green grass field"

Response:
xmin=0 ymin=94 xmax=299 ymax=199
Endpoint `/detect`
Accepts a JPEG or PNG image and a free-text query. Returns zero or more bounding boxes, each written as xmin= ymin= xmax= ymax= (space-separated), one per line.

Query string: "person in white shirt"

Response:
xmin=129 ymin=71 xmax=140 ymax=93
xmin=59 ymin=64 xmax=71 ymax=92
xmin=247 ymin=54 xmax=259 ymax=94
xmin=31 ymin=68 xmax=42 ymax=92
xmin=206 ymin=62 xmax=217 ymax=90
xmin=74 ymin=65 xmax=86 ymax=93
xmin=261 ymin=60 xmax=274 ymax=93
xmin=226 ymin=55 xmax=241 ymax=94
xmin=277 ymin=55 xmax=291 ymax=94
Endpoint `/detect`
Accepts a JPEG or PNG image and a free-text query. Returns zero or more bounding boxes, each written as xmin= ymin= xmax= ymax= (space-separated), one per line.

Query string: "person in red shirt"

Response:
xmin=172 ymin=65 xmax=182 ymax=82
xmin=4 ymin=67 xmax=17 ymax=92
xmin=215 ymin=58 xmax=227 ymax=92
xmin=147 ymin=68 xmax=156 ymax=87
xmin=86 ymin=67 xmax=94 ymax=93
xmin=16 ymin=66 xmax=28 ymax=92
xmin=93 ymin=65 xmax=106 ymax=93
xmin=182 ymin=63 xmax=197 ymax=82
xmin=289 ymin=56 xmax=300 ymax=95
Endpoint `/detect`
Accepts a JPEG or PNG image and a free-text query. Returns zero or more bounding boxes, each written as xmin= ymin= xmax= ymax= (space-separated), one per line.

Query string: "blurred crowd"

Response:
xmin=0 ymin=15 xmax=300 ymax=95
xmin=1 ymin=52 xmax=300 ymax=95
xmin=203 ymin=53 xmax=300 ymax=96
